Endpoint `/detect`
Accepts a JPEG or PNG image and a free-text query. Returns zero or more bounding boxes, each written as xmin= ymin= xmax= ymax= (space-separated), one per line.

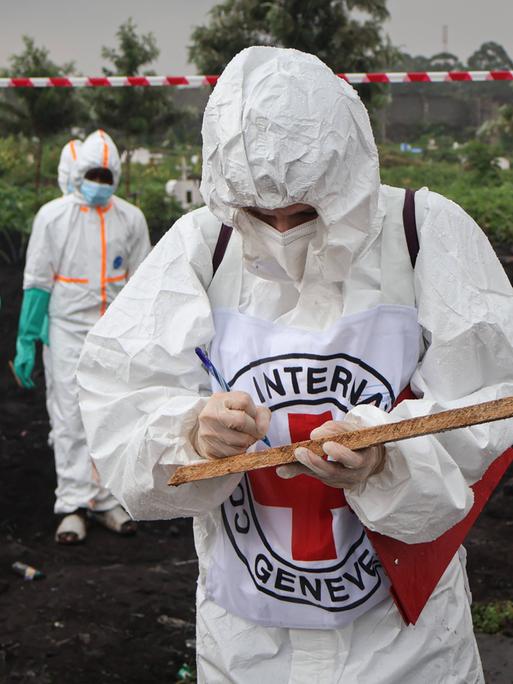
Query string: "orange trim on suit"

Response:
xmin=55 ymin=203 xmax=126 ymax=315
xmin=54 ymin=274 xmax=89 ymax=284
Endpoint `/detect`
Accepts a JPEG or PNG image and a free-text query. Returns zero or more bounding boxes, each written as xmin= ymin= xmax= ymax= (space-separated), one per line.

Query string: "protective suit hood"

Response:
xmin=73 ymin=130 xmax=121 ymax=192
xmin=58 ymin=139 xmax=82 ymax=194
xmin=201 ymin=46 xmax=382 ymax=284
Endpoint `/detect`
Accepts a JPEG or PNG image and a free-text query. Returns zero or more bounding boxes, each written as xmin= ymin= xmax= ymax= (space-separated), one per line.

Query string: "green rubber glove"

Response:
xmin=13 ymin=288 xmax=51 ymax=389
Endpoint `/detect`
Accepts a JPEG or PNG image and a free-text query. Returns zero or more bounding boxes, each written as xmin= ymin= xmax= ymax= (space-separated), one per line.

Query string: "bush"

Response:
xmin=461 ymin=140 xmax=501 ymax=180
xmin=425 ymin=145 xmax=461 ymax=165
xmin=379 ymin=147 xmax=423 ymax=169
xmin=0 ymin=136 xmax=37 ymax=187
xmin=380 ymin=159 xmax=513 ymax=247
xmin=472 ymin=601 xmax=513 ymax=634
xmin=117 ymin=161 xmax=189 ymax=245
xmin=380 ymin=160 xmax=459 ymax=191
xmin=137 ymin=181 xmax=187 ymax=245
xmin=0 ymin=181 xmax=58 ymax=265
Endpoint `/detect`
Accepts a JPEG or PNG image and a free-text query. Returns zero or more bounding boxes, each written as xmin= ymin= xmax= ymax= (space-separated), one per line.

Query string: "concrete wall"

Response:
xmin=376 ymin=84 xmax=513 ymax=141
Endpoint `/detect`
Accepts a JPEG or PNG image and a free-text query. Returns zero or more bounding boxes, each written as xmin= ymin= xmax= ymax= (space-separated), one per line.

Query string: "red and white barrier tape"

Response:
xmin=0 ymin=76 xmax=218 ymax=88
xmin=1 ymin=71 xmax=513 ymax=88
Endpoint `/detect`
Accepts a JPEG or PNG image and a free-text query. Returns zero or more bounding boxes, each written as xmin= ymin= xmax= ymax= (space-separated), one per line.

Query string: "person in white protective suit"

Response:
xmin=57 ymin=139 xmax=82 ymax=195
xmin=77 ymin=48 xmax=513 ymax=683
xmin=14 ymin=129 xmax=151 ymax=545
xmin=43 ymin=139 xmax=83 ymax=448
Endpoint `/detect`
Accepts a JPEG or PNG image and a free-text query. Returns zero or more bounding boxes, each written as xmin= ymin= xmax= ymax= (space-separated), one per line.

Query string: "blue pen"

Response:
xmin=195 ymin=347 xmax=271 ymax=447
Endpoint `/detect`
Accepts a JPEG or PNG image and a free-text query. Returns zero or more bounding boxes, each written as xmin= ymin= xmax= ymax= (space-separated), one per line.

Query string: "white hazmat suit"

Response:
xmin=77 ymin=49 xmax=513 ymax=682
xmin=25 ymin=130 xmax=151 ymax=514
xmin=45 ymin=139 xmax=83 ymax=447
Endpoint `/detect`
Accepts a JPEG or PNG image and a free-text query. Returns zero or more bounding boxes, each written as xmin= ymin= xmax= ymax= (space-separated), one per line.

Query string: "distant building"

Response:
xmin=377 ymin=83 xmax=513 ymax=142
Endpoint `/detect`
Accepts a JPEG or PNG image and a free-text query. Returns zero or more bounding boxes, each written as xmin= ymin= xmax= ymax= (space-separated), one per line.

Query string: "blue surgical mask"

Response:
xmin=80 ymin=179 xmax=115 ymax=207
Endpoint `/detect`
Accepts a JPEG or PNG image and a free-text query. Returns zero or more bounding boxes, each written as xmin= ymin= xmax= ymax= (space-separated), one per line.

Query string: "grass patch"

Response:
xmin=472 ymin=600 xmax=513 ymax=634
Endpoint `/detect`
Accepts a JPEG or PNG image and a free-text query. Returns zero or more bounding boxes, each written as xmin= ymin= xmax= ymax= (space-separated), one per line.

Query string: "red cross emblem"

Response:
xmin=249 ymin=411 xmax=347 ymax=562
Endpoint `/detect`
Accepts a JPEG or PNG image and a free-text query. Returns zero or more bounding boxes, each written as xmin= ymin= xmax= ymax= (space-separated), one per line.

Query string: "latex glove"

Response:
xmin=276 ymin=417 xmax=385 ymax=489
xmin=13 ymin=338 xmax=36 ymax=389
xmin=13 ymin=288 xmax=51 ymax=389
xmin=192 ymin=391 xmax=271 ymax=460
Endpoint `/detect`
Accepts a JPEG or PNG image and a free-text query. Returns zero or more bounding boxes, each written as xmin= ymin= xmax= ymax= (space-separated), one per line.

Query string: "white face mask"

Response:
xmin=236 ymin=211 xmax=320 ymax=283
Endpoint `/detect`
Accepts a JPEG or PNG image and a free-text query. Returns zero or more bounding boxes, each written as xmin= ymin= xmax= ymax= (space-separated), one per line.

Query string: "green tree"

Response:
xmin=390 ymin=51 xmax=430 ymax=71
xmin=427 ymin=52 xmax=463 ymax=71
xmin=189 ymin=0 xmax=390 ymax=85
xmin=92 ymin=18 xmax=181 ymax=196
xmin=467 ymin=42 xmax=513 ymax=70
xmin=0 ymin=37 xmax=82 ymax=192
xmin=466 ymin=43 xmax=513 ymax=127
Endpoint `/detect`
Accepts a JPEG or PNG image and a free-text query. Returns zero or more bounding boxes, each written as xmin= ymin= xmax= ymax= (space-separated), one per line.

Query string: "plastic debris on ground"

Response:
xmin=11 ymin=562 xmax=45 ymax=581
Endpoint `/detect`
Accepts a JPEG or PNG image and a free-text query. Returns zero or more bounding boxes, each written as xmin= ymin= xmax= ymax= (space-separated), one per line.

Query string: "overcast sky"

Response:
xmin=0 ymin=0 xmax=512 ymax=74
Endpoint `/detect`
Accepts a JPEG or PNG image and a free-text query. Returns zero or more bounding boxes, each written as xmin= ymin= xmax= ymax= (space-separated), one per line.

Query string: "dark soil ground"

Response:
xmin=1 ymin=264 xmax=513 ymax=684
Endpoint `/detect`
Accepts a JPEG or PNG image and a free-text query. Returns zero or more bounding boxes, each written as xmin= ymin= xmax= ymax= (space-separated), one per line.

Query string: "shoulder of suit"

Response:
xmin=163 ymin=205 xmax=223 ymax=251
xmin=35 ymin=194 xmax=75 ymax=225
xmin=380 ymin=183 xmax=434 ymax=230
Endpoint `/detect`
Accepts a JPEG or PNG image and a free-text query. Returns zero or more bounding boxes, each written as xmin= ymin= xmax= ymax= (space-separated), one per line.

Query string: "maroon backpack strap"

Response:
xmin=402 ymin=188 xmax=419 ymax=268
xmin=212 ymin=223 xmax=233 ymax=277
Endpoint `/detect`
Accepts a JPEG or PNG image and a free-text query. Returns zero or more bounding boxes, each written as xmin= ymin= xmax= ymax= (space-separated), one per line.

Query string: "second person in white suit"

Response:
xmin=14 ymin=129 xmax=151 ymax=544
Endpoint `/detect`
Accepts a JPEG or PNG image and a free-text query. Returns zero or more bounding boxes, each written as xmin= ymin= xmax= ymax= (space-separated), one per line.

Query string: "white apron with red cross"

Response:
xmin=205 ymin=304 xmax=422 ymax=629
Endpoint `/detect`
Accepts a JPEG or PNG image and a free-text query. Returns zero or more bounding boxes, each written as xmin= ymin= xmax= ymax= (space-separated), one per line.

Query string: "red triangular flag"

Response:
xmin=367 ymin=446 xmax=513 ymax=624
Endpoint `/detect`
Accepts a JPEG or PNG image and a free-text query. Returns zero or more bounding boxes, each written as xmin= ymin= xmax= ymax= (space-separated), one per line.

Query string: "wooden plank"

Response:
xmin=168 ymin=396 xmax=513 ymax=486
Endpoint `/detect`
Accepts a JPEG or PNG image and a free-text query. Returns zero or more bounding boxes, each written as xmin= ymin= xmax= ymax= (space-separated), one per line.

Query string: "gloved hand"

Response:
xmin=192 ymin=391 xmax=271 ymax=460
xmin=276 ymin=416 xmax=385 ymax=489
xmin=13 ymin=288 xmax=51 ymax=389
xmin=13 ymin=337 xmax=37 ymax=388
